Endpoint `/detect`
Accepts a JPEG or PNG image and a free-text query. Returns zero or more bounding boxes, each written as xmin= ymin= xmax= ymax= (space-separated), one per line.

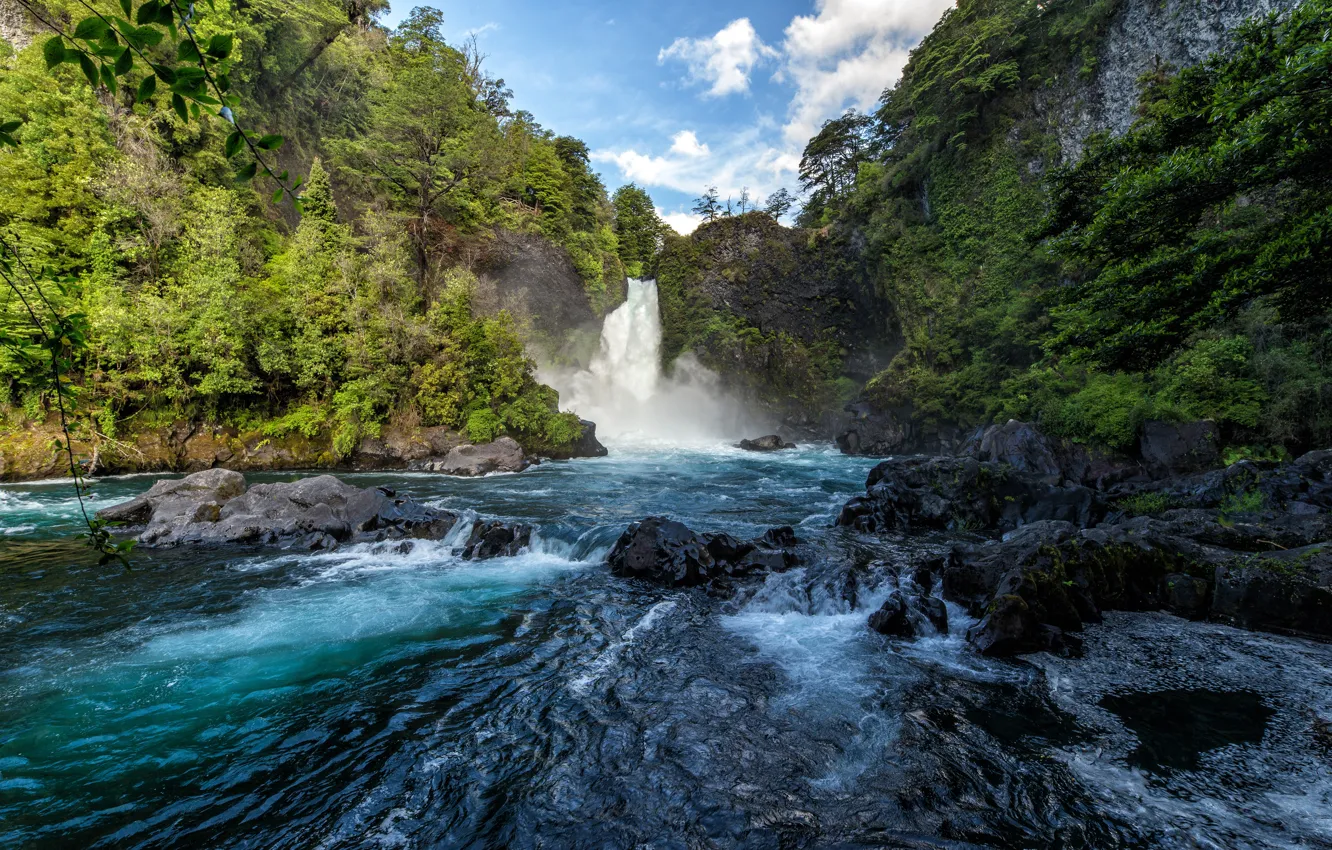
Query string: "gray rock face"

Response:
xmin=868 ymin=590 xmax=948 ymax=639
xmin=836 ymin=402 xmax=969 ymax=457
xmin=461 ymin=520 xmax=533 ymax=560
xmin=739 ymin=435 xmax=796 ymax=452
xmin=1044 ymin=0 xmax=1303 ymax=161
xmin=570 ymin=420 xmax=609 ymax=459
xmin=607 ymin=517 xmax=802 ymax=588
xmin=1139 ymin=420 xmax=1221 ymax=476
xmin=959 ymin=420 xmax=1142 ymax=488
xmin=836 ymin=456 xmax=1103 ymax=535
xmin=415 ymin=437 xmax=532 ymax=476
xmin=96 ymin=470 xmax=457 ymax=550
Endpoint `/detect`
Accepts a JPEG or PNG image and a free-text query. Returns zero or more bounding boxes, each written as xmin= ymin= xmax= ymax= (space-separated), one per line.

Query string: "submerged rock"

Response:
xmin=836 ymin=456 xmax=1103 ymax=535
xmin=414 ymin=437 xmax=532 ymax=476
xmin=607 ymin=517 xmax=802 ymax=588
xmin=868 ymin=590 xmax=949 ymax=639
xmin=738 ymin=435 xmax=796 ymax=452
xmin=97 ymin=470 xmax=458 ymax=550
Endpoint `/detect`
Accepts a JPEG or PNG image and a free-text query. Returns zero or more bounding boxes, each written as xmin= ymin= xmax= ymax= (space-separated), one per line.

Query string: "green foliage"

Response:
xmin=1040 ymin=0 xmax=1332 ymax=370
xmin=611 ymin=184 xmax=666 ymax=277
xmin=816 ymin=0 xmax=1332 ymax=455
xmin=0 ymin=1 xmax=597 ymax=481
xmin=1117 ymin=492 xmax=1177 ymax=517
xmin=1219 ymin=488 xmax=1267 ymax=516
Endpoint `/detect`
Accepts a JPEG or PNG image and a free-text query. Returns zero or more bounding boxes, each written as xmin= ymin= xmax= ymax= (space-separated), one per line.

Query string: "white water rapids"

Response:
xmin=545 ymin=279 xmax=754 ymax=442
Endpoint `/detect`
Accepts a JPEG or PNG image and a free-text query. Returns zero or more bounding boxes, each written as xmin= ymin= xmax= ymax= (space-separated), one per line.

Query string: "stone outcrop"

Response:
xmin=958 ymin=420 xmax=1142 ymax=489
xmin=841 ymin=446 xmax=1332 ymax=655
xmin=1138 ymin=420 xmax=1220 ymax=477
xmin=607 ymin=517 xmax=803 ymax=588
xmin=836 ymin=456 xmax=1102 ymax=535
xmin=938 ymin=510 xmax=1332 ymax=657
xmin=738 ymin=435 xmax=796 ymax=452
xmin=97 ymin=470 xmax=458 ymax=550
xmin=836 ymin=402 xmax=969 ymax=457
xmin=549 ymin=420 xmax=609 ymax=460
xmin=410 ymin=437 xmax=532 ymax=476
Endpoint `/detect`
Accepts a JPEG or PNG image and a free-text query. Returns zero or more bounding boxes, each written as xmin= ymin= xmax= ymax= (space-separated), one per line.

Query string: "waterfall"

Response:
xmin=545 ymin=279 xmax=750 ymax=443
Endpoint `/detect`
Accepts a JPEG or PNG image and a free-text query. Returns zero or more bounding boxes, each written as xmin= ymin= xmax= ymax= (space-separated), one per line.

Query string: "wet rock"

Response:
xmin=416 ymin=437 xmax=532 ymax=476
xmin=571 ymin=420 xmax=609 ymax=459
xmin=966 ymin=595 xmax=1083 ymax=657
xmin=738 ymin=435 xmax=796 ymax=452
xmin=1139 ymin=420 xmax=1220 ymax=477
xmin=608 ymin=518 xmax=802 ymax=588
xmin=461 ymin=520 xmax=533 ymax=560
xmin=608 ymin=517 xmax=717 ymax=587
xmin=96 ymin=469 xmax=458 ymax=550
xmin=1211 ymin=545 xmax=1332 ymax=636
xmin=836 ymin=456 xmax=1102 ymax=535
xmin=1162 ymin=572 xmax=1212 ymax=619
xmin=957 ymin=419 xmax=1142 ymax=488
xmin=868 ymin=592 xmax=916 ymax=638
xmin=836 ymin=402 xmax=969 ymax=457
xmin=868 ymin=590 xmax=949 ymax=639
xmin=960 ymin=420 xmax=1063 ymax=484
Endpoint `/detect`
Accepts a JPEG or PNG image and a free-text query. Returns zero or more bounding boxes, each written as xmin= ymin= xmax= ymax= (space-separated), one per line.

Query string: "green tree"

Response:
xmin=611 ymin=184 xmax=665 ymax=277
xmin=331 ymin=8 xmax=483 ymax=290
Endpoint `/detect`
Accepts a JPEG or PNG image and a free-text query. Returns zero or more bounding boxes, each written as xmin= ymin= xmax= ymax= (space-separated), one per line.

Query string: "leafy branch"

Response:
xmin=0 ymin=233 xmax=134 ymax=567
xmin=5 ymin=0 xmax=301 ymax=204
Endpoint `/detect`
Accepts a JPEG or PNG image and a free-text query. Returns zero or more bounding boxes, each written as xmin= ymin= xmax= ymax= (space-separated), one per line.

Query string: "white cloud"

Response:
xmin=658 ymin=18 xmax=779 ymax=98
xmin=779 ymin=0 xmax=953 ymax=145
xmin=593 ymin=127 xmax=790 ymax=203
xmin=669 ymin=131 xmax=710 ymax=158
xmin=464 ymin=22 xmax=500 ymax=39
xmin=659 ymin=208 xmax=702 ymax=235
xmin=608 ymin=1 xmax=952 ymax=222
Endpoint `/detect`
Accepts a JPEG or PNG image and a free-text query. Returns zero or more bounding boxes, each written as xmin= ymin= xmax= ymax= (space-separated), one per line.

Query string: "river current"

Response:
xmin=1 ymin=442 xmax=1330 ymax=849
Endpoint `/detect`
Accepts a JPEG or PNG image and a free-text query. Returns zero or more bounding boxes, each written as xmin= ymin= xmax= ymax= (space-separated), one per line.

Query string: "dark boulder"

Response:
xmin=940 ymin=505 xmax=1332 ymax=656
xmin=461 ymin=520 xmax=533 ymax=560
xmin=868 ymin=592 xmax=916 ymax=638
xmin=836 ymin=402 xmax=969 ymax=457
xmin=1211 ymin=545 xmax=1332 ymax=636
xmin=957 ymin=419 xmax=1142 ymax=488
xmin=607 ymin=518 xmax=802 ymax=588
xmin=739 ymin=435 xmax=796 ymax=452
xmin=868 ymin=589 xmax=950 ymax=639
xmin=571 ymin=420 xmax=609 ymax=459
xmin=414 ymin=437 xmax=532 ymax=476
xmin=836 ymin=456 xmax=1103 ymax=535
xmin=608 ymin=518 xmax=718 ymax=587
xmin=1139 ymin=420 xmax=1220 ymax=477
xmin=97 ymin=470 xmax=458 ymax=550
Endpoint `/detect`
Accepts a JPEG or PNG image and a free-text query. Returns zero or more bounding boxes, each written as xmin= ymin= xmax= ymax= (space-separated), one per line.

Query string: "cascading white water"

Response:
xmin=545 ymin=279 xmax=752 ymax=442
xmin=585 ymin=279 xmax=662 ymax=403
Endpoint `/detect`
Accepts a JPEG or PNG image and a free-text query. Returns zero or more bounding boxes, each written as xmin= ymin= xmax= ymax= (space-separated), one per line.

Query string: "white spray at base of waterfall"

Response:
xmin=543 ymin=279 xmax=756 ymax=443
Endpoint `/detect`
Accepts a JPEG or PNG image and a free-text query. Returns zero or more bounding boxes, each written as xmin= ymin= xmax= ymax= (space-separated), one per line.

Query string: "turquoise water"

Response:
xmin=1 ymin=443 xmax=1329 ymax=849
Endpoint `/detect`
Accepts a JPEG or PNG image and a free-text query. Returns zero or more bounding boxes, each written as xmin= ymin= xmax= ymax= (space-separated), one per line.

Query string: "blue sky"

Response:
xmin=382 ymin=1 xmax=954 ymax=231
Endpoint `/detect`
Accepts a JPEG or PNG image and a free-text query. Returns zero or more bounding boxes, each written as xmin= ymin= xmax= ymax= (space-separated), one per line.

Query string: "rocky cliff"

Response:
xmin=1046 ymin=0 xmax=1303 ymax=160
xmin=652 ymin=213 xmax=895 ymax=434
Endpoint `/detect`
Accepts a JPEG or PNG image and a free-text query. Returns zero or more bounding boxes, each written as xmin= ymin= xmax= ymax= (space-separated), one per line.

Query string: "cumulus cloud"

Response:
xmin=669 ymin=131 xmax=710 ymax=158
xmin=659 ymin=208 xmax=703 ymax=235
xmin=593 ymin=127 xmax=790 ymax=202
xmin=779 ymin=0 xmax=953 ymax=145
xmin=605 ymin=1 xmax=952 ymax=217
xmin=658 ymin=18 xmax=779 ymax=98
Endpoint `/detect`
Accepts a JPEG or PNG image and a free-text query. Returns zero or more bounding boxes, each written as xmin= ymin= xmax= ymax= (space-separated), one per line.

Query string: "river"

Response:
xmin=1 ymin=442 xmax=1330 ymax=849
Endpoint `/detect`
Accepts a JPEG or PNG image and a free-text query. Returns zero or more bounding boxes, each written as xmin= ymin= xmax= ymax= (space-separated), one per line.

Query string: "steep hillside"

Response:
xmin=0 ymin=1 xmax=629 ymax=479
xmin=824 ymin=0 xmax=1325 ymax=458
